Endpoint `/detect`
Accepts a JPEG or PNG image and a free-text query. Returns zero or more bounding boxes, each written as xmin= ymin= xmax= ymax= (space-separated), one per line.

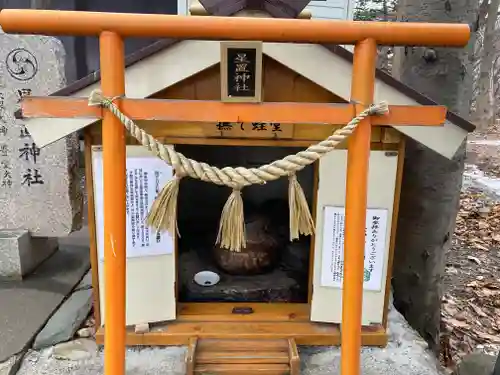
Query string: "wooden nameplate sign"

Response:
xmin=220 ymin=41 xmax=263 ymax=103
xmin=219 ymin=41 xmax=289 ymax=139
xmin=207 ymin=121 xmax=294 ymax=139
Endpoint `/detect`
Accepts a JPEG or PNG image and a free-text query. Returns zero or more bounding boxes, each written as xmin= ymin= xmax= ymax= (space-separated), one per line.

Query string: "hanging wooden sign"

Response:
xmin=220 ymin=41 xmax=263 ymax=103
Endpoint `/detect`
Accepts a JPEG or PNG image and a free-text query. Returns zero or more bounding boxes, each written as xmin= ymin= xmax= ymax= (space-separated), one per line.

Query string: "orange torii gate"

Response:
xmin=0 ymin=9 xmax=470 ymax=375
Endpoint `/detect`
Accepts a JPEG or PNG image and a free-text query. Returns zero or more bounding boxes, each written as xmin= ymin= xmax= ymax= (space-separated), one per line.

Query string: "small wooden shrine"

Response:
xmin=3 ymin=1 xmax=472 ymax=375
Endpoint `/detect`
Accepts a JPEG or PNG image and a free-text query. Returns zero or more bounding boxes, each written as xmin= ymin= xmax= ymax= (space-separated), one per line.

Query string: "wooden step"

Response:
xmin=187 ymin=338 xmax=299 ymax=375
xmin=197 ymin=350 xmax=289 ymax=364
xmin=194 ymin=363 xmax=290 ymax=374
xmin=197 ymin=338 xmax=289 ymax=352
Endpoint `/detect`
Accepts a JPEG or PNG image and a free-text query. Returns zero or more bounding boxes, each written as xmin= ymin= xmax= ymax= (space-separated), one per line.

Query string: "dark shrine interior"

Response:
xmin=175 ymin=145 xmax=314 ymax=304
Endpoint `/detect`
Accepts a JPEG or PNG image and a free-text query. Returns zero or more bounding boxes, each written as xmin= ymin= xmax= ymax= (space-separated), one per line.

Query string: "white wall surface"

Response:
xmin=306 ymin=0 xmax=355 ymax=20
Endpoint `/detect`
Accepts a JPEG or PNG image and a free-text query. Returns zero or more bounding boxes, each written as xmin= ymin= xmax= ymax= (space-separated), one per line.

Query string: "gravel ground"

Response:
xmin=13 ymin=299 xmax=443 ymax=375
xmin=16 ymin=346 xmax=187 ymax=375
xmin=300 ymin=299 xmax=443 ymax=375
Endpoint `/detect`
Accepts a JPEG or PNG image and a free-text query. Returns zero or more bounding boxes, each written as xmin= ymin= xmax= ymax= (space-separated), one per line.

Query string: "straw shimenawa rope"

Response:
xmin=88 ymin=90 xmax=389 ymax=251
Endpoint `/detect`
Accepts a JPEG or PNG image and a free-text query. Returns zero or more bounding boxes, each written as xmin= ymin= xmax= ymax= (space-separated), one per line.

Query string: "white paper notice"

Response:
xmin=321 ymin=205 xmax=388 ymax=291
xmin=93 ymin=154 xmax=175 ymax=260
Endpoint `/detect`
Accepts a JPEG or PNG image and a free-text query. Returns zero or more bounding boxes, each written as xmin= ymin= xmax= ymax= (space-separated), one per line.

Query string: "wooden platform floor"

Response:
xmin=95 ymin=303 xmax=388 ymax=346
xmin=96 ymin=321 xmax=387 ymax=347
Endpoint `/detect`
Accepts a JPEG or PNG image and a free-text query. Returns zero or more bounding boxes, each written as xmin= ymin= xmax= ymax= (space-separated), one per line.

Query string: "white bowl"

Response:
xmin=194 ymin=271 xmax=220 ymax=287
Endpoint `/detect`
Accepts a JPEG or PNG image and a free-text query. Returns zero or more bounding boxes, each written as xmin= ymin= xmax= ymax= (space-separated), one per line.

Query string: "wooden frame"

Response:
xmin=95 ymin=321 xmax=388 ymax=347
xmin=220 ymin=41 xmax=263 ymax=103
xmin=84 ymin=129 xmax=102 ymax=327
xmin=90 ymin=144 xmax=177 ymax=327
xmin=79 ymin=62 xmax=405 ymax=342
xmin=86 ymin=127 xmax=402 ymax=348
xmin=2 ymin=9 xmax=469 ymax=375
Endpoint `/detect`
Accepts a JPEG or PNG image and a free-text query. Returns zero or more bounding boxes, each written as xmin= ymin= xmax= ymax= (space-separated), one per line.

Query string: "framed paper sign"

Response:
xmin=320 ymin=205 xmax=388 ymax=291
xmin=91 ymin=146 xmax=175 ymax=261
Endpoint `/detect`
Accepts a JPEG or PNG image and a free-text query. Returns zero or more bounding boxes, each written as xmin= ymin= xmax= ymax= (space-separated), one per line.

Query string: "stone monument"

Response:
xmin=0 ymin=28 xmax=83 ymax=279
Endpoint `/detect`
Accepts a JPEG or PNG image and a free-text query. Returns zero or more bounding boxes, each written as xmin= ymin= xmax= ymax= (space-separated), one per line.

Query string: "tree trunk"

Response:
xmin=382 ymin=0 xmax=389 ymax=20
xmin=376 ymin=46 xmax=391 ymax=73
xmin=391 ymin=0 xmax=480 ymax=355
xmin=473 ymin=0 xmax=500 ymax=129
xmin=469 ymin=0 xmax=488 ymax=117
xmin=493 ymin=54 xmax=500 ymax=119
xmin=391 ymin=0 xmax=407 ymax=80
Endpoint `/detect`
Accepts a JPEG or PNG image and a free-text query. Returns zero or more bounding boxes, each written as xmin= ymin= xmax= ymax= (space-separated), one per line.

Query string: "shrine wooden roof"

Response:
xmin=52 ymin=41 xmax=475 ymax=135
xmin=49 ymin=3 xmax=475 ymax=135
xmin=26 ymin=1 xmax=474 ymax=159
xmin=197 ymin=0 xmax=312 ymax=18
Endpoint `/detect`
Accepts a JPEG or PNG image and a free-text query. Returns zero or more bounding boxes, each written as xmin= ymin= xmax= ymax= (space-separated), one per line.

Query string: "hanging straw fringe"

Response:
xmin=216 ymin=188 xmax=246 ymax=252
xmin=145 ymin=174 xmax=183 ymax=238
xmin=288 ymin=173 xmax=315 ymax=241
xmin=88 ymin=89 xmax=110 ymax=107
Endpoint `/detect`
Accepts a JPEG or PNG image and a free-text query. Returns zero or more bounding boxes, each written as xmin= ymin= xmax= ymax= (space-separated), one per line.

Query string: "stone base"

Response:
xmin=0 ymin=230 xmax=58 ymax=280
xmin=178 ymin=250 xmax=307 ymax=303
xmin=33 ymin=271 xmax=93 ymax=349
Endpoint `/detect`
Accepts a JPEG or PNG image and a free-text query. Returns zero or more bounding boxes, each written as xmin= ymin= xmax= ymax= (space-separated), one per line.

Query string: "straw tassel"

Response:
xmin=145 ymin=174 xmax=183 ymax=238
xmin=88 ymin=89 xmax=122 ymax=108
xmin=288 ymin=173 xmax=315 ymax=241
xmin=216 ymin=188 xmax=246 ymax=252
xmin=88 ymin=89 xmax=105 ymax=107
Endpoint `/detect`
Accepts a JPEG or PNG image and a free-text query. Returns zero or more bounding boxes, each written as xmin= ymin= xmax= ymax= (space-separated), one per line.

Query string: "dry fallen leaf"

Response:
xmin=442 ymin=182 xmax=500 ymax=369
xmin=467 ymin=281 xmax=480 ymax=288
xmin=478 ymin=221 xmax=489 ymax=230
xmin=474 ymin=243 xmax=489 ymax=251
xmin=468 ymin=302 xmax=488 ymax=318
xmin=484 ymin=282 xmax=500 ymax=290
xmin=454 ymin=311 xmax=468 ymax=321
xmin=475 ymin=331 xmax=500 ymax=343
xmin=444 ymin=318 xmax=470 ymax=329
xmin=480 ymin=288 xmax=500 ymax=297
xmin=443 ymin=304 xmax=458 ymax=317
xmin=467 ymin=256 xmax=481 ymax=265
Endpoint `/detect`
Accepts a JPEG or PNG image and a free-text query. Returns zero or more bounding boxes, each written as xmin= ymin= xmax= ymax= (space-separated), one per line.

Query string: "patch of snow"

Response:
xmin=300 ymin=300 xmax=442 ymax=375
xmin=17 ymin=346 xmax=186 ymax=375
xmin=463 ymin=164 xmax=500 ymax=199
xmin=468 ymin=140 xmax=500 ymax=146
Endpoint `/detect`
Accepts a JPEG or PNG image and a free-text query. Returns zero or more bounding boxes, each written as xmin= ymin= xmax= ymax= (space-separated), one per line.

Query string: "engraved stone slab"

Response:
xmin=0 ymin=28 xmax=83 ymax=237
